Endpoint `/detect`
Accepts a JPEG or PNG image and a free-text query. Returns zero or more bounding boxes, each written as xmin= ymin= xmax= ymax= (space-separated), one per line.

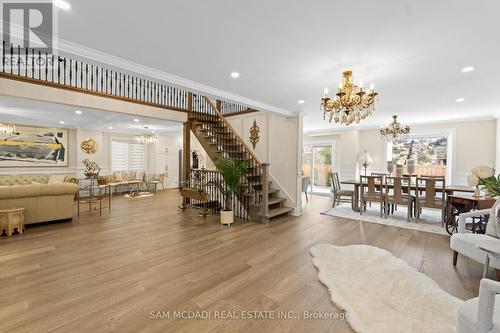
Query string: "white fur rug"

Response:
xmin=322 ymin=204 xmax=448 ymax=235
xmin=310 ymin=244 xmax=462 ymax=333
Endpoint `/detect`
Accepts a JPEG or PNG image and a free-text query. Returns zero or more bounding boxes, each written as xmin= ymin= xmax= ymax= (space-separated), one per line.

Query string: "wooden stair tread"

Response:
xmin=250 ymin=197 xmax=286 ymax=207
xmin=267 ymin=207 xmax=293 ymax=218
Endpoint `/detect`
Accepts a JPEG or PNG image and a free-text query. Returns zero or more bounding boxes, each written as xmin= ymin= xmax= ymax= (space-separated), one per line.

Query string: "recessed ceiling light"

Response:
xmin=74 ymin=110 xmax=82 ymax=115
xmin=53 ymin=0 xmax=71 ymax=10
xmin=133 ymin=118 xmax=139 ymax=122
xmin=298 ymin=100 xmax=305 ymax=104
xmin=108 ymin=126 xmax=113 ymax=130
xmin=461 ymin=66 xmax=475 ymax=73
xmin=59 ymin=121 xmax=65 ymax=124
xmin=456 ymin=98 xmax=465 ymax=103
xmin=230 ymin=72 xmax=240 ymax=79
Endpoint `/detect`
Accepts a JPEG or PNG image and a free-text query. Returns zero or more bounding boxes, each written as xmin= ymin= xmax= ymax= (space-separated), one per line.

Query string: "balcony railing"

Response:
xmin=0 ymin=41 xmax=256 ymax=116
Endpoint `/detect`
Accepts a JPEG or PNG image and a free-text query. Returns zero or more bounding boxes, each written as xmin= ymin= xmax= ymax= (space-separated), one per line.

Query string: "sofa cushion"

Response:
xmin=48 ymin=174 xmax=66 ymax=183
xmin=450 ymin=233 xmax=500 ymax=269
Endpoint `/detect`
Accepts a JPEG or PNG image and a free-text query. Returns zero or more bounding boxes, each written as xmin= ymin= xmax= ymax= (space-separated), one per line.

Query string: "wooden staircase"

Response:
xmin=189 ymin=96 xmax=293 ymax=223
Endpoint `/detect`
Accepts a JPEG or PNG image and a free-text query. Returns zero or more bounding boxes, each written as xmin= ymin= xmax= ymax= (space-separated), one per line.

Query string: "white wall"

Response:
xmin=226 ymin=112 xmax=303 ymax=214
xmin=304 ymin=119 xmax=497 ymax=185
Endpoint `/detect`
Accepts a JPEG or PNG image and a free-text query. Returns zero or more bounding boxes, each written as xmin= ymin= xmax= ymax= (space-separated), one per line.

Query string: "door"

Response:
xmin=302 ymin=144 xmax=334 ymax=195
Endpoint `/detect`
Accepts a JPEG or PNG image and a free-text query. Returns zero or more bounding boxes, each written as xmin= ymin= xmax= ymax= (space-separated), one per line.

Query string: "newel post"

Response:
xmin=261 ymin=163 xmax=270 ymax=223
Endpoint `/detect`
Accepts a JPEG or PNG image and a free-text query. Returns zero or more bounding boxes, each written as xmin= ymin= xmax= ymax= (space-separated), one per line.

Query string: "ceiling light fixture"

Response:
xmin=0 ymin=123 xmax=15 ymax=135
xmin=135 ymin=135 xmax=158 ymax=144
xmin=108 ymin=126 xmax=113 ymax=130
xmin=461 ymin=66 xmax=475 ymax=73
xmin=230 ymin=72 xmax=240 ymax=79
xmin=380 ymin=115 xmax=410 ymax=142
xmin=59 ymin=121 xmax=65 ymax=124
xmin=321 ymin=71 xmax=378 ymax=126
xmin=75 ymin=110 xmax=82 ymax=114
xmin=53 ymin=0 xmax=71 ymax=10
xmin=456 ymin=98 xmax=465 ymax=103
xmin=298 ymin=100 xmax=305 ymax=104
xmin=134 ymin=118 xmax=139 ymax=122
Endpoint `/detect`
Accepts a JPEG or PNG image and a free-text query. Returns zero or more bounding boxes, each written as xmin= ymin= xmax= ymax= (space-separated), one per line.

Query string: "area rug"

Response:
xmin=123 ymin=192 xmax=154 ymax=199
xmin=322 ymin=204 xmax=448 ymax=235
xmin=310 ymin=243 xmax=462 ymax=333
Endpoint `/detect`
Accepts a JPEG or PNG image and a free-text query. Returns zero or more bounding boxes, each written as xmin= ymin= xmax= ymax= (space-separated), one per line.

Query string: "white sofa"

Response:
xmin=450 ymin=198 xmax=500 ymax=272
xmin=457 ymin=279 xmax=500 ymax=333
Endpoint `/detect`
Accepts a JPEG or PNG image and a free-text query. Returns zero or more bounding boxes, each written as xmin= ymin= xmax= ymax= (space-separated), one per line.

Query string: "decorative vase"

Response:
xmin=395 ymin=164 xmax=404 ymax=178
xmin=387 ymin=161 xmax=394 ymax=176
xmin=473 ymin=185 xmax=481 ymax=198
xmin=407 ymin=159 xmax=415 ymax=176
xmin=220 ymin=210 xmax=234 ymax=225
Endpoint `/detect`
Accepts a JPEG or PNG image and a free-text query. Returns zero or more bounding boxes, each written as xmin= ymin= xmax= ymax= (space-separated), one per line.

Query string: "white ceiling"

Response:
xmin=0 ymin=96 xmax=182 ymax=135
xmin=37 ymin=1 xmax=500 ymax=131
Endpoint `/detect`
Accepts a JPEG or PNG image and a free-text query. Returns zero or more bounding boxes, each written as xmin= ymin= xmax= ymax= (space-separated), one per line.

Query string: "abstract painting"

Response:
xmin=0 ymin=125 xmax=68 ymax=167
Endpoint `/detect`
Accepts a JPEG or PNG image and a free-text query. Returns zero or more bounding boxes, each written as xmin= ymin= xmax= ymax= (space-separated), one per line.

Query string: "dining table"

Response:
xmin=340 ymin=179 xmax=475 ymax=213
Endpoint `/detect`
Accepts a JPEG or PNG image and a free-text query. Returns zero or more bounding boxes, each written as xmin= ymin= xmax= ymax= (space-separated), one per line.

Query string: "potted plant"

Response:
xmin=212 ymin=157 xmax=248 ymax=225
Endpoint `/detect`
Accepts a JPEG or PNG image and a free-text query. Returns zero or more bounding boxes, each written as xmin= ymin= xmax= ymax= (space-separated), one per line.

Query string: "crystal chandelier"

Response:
xmin=135 ymin=135 xmax=158 ymax=144
xmin=321 ymin=71 xmax=378 ymax=126
xmin=380 ymin=115 xmax=410 ymax=141
xmin=0 ymin=123 xmax=15 ymax=135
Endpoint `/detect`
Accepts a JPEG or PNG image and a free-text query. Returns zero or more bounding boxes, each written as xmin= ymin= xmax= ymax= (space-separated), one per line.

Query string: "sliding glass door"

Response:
xmin=303 ymin=144 xmax=334 ymax=195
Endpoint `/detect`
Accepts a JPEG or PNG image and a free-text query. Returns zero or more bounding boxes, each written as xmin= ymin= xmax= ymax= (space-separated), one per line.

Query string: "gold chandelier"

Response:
xmin=380 ymin=115 xmax=410 ymax=141
xmin=321 ymin=71 xmax=378 ymax=126
xmin=0 ymin=123 xmax=15 ymax=135
xmin=135 ymin=135 xmax=158 ymax=144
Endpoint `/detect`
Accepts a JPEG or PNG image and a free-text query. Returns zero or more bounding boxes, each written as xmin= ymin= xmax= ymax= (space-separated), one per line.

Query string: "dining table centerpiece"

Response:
xmin=468 ymin=166 xmax=497 ymax=197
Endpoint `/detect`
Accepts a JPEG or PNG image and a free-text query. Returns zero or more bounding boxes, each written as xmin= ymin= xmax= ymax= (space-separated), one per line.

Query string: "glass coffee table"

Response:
xmin=475 ymin=239 xmax=500 ymax=278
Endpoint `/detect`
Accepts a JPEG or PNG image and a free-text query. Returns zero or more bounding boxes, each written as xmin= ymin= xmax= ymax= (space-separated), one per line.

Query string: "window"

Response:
xmin=388 ymin=134 xmax=448 ymax=177
xmin=111 ymin=140 xmax=145 ymax=172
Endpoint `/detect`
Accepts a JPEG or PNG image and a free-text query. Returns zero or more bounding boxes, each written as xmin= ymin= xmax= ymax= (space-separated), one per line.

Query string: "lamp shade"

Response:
xmin=357 ymin=151 xmax=373 ymax=164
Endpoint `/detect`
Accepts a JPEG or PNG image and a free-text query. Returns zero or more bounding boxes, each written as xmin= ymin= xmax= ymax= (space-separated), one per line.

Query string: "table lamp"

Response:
xmin=357 ymin=151 xmax=373 ymax=176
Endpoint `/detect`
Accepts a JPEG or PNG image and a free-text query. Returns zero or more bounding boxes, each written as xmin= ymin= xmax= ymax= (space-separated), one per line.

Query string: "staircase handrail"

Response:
xmin=202 ymin=96 xmax=261 ymax=167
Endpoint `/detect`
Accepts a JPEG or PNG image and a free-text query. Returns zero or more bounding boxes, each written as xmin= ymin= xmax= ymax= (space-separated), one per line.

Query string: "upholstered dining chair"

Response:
xmin=360 ymin=175 xmax=385 ymax=217
xmin=330 ymin=172 xmax=354 ymax=208
xmin=385 ymin=176 xmax=414 ymax=222
xmin=457 ymin=279 xmax=500 ymax=333
xmin=416 ymin=176 xmax=446 ymax=224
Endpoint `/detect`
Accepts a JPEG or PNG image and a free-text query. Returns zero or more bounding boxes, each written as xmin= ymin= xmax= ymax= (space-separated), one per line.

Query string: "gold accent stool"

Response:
xmin=0 ymin=208 xmax=25 ymax=237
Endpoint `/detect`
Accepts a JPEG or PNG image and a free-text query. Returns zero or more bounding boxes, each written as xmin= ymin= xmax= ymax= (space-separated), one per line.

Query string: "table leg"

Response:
xmin=483 ymin=254 xmax=490 ymax=279
xmin=353 ymin=184 xmax=360 ymax=212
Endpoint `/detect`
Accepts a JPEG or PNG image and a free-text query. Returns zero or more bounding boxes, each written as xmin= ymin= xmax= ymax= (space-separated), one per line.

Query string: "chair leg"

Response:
xmin=380 ymin=202 xmax=383 ymax=218
xmin=453 ymin=251 xmax=458 ymax=266
xmin=496 ymin=269 xmax=500 ymax=281
xmin=332 ymin=193 xmax=336 ymax=207
xmin=305 ymin=191 xmax=308 ymax=203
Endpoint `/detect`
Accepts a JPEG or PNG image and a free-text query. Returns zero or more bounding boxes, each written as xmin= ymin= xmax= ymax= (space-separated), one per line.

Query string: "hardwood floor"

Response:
xmin=0 ymin=190 xmax=483 ymax=332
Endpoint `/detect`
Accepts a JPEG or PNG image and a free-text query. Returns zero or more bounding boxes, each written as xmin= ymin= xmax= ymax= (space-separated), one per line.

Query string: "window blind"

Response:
xmin=111 ymin=140 xmax=145 ymax=172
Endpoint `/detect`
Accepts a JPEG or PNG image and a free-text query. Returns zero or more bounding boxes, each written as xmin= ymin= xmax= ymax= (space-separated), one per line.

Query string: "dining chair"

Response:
xmin=360 ymin=175 xmax=385 ymax=217
xmin=330 ymin=172 xmax=354 ymax=208
xmin=416 ymin=176 xmax=446 ymax=225
xmin=302 ymin=176 xmax=310 ymax=202
xmin=149 ymin=173 xmax=166 ymax=192
xmin=385 ymin=176 xmax=414 ymax=222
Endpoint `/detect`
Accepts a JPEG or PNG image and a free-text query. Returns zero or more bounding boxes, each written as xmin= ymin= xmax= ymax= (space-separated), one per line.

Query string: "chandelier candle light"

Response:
xmin=380 ymin=115 xmax=410 ymax=141
xmin=321 ymin=71 xmax=378 ymax=126
xmin=0 ymin=123 xmax=16 ymax=135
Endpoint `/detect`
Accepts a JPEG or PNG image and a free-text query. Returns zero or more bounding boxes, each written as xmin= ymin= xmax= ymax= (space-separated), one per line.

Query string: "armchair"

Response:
xmin=450 ymin=198 xmax=500 ymax=275
xmin=457 ymin=279 xmax=500 ymax=333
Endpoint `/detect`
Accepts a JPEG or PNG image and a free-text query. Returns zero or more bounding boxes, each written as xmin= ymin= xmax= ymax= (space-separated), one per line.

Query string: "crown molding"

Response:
xmin=53 ymin=38 xmax=296 ymax=117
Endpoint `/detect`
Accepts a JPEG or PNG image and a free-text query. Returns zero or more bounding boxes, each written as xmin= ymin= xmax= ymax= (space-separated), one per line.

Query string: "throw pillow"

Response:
xmin=114 ymin=172 xmax=124 ymax=182
xmin=48 ymin=174 xmax=66 ymax=183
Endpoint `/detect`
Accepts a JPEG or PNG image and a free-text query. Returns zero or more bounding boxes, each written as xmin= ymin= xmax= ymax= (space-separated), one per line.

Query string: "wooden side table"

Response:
xmin=0 ymin=208 xmax=25 ymax=237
